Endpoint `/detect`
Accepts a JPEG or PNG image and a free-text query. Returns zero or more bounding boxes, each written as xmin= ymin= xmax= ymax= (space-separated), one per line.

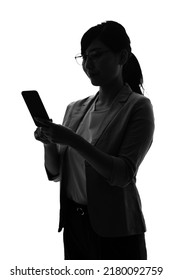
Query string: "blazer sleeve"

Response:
xmin=45 ymin=167 xmax=61 ymax=182
xmin=44 ymin=103 xmax=73 ymax=182
xmin=108 ymin=97 xmax=155 ymax=187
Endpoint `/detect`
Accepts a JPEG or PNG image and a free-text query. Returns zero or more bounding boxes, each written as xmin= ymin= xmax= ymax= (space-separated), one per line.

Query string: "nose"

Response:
xmin=83 ymin=56 xmax=95 ymax=71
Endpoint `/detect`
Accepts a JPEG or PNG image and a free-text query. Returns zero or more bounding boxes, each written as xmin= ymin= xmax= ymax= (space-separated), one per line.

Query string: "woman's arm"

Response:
xmin=44 ymin=143 xmax=60 ymax=177
xmin=34 ymin=126 xmax=60 ymax=180
xmin=35 ymin=97 xmax=154 ymax=187
xmin=35 ymin=118 xmax=129 ymax=185
xmin=71 ymin=133 xmax=126 ymax=183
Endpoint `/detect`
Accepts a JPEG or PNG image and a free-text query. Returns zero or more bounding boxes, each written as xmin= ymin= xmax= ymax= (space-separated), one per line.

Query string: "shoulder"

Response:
xmin=130 ymin=91 xmax=152 ymax=104
xmin=65 ymin=94 xmax=96 ymax=114
xmin=62 ymin=94 xmax=96 ymax=125
xmin=68 ymin=94 xmax=95 ymax=109
xmin=129 ymin=92 xmax=154 ymax=122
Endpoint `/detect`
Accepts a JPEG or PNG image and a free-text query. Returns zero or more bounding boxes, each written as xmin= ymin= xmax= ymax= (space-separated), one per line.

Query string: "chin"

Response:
xmin=90 ymin=77 xmax=100 ymax=86
xmin=91 ymin=81 xmax=100 ymax=86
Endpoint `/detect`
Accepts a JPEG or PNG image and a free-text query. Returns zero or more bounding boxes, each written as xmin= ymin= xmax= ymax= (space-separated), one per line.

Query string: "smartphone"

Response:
xmin=21 ymin=90 xmax=51 ymax=126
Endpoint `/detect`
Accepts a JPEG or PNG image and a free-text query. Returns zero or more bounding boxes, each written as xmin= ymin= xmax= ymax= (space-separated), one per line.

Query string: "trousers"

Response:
xmin=63 ymin=199 xmax=147 ymax=260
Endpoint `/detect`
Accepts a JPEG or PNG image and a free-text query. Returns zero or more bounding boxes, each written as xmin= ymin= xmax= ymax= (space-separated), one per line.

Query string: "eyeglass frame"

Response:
xmin=75 ymin=49 xmax=111 ymax=65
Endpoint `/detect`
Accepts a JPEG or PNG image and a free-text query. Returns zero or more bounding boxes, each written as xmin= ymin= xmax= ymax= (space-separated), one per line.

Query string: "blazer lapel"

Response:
xmin=60 ymin=93 xmax=98 ymax=154
xmin=63 ymin=84 xmax=132 ymax=148
xmin=92 ymin=84 xmax=133 ymax=146
xmin=64 ymin=93 xmax=99 ymax=131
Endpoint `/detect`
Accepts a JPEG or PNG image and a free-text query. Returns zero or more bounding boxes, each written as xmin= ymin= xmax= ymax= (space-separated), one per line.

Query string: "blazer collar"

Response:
xmin=92 ymin=83 xmax=133 ymax=145
xmin=67 ymin=84 xmax=132 ymax=144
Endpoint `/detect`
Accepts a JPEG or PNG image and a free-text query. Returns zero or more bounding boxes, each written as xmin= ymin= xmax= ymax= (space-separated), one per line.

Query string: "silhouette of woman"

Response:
xmin=34 ymin=21 xmax=154 ymax=260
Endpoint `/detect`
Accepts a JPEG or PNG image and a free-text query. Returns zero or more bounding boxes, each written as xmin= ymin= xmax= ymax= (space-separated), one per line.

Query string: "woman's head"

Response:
xmin=81 ymin=21 xmax=131 ymax=56
xmin=80 ymin=21 xmax=143 ymax=94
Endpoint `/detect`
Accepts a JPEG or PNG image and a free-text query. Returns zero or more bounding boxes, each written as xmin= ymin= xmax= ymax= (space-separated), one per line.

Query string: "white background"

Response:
xmin=1 ymin=0 xmax=173 ymax=279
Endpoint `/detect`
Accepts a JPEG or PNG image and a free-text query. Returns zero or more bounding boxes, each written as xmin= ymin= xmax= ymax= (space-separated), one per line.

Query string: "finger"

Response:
xmin=41 ymin=126 xmax=49 ymax=133
xmin=34 ymin=127 xmax=41 ymax=138
xmin=34 ymin=130 xmax=39 ymax=139
xmin=34 ymin=129 xmax=51 ymax=144
xmin=34 ymin=126 xmax=47 ymax=137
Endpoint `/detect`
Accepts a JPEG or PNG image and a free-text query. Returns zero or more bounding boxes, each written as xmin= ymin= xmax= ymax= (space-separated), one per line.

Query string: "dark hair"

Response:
xmin=81 ymin=21 xmax=144 ymax=95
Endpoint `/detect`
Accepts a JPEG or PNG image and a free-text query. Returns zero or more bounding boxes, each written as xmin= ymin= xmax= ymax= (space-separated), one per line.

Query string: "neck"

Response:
xmin=98 ymin=79 xmax=124 ymax=106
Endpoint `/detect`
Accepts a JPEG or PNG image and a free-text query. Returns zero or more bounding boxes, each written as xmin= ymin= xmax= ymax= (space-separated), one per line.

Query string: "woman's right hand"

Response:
xmin=34 ymin=127 xmax=51 ymax=144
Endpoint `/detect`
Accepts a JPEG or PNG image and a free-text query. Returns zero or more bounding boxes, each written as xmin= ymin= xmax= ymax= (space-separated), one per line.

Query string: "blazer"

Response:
xmin=47 ymin=84 xmax=155 ymax=238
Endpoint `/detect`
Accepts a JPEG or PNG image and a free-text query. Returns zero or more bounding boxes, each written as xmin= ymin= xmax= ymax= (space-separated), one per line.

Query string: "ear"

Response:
xmin=119 ymin=49 xmax=129 ymax=66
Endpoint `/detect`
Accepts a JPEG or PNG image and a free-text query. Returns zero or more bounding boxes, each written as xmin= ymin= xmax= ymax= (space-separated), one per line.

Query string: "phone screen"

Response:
xmin=22 ymin=90 xmax=50 ymax=126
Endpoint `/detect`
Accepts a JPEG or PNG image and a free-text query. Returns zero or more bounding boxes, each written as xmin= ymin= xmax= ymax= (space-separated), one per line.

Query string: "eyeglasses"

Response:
xmin=75 ymin=50 xmax=110 ymax=65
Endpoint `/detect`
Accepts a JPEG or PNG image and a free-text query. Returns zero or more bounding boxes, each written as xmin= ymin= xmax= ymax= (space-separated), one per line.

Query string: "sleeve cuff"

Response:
xmin=45 ymin=166 xmax=60 ymax=182
xmin=107 ymin=156 xmax=133 ymax=187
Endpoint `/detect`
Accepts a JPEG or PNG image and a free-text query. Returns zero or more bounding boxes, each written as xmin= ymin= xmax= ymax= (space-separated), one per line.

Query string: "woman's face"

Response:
xmin=82 ymin=39 xmax=123 ymax=86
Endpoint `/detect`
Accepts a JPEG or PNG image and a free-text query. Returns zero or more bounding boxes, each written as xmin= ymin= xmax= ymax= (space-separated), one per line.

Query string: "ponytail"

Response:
xmin=81 ymin=21 xmax=144 ymax=94
xmin=123 ymin=53 xmax=144 ymax=95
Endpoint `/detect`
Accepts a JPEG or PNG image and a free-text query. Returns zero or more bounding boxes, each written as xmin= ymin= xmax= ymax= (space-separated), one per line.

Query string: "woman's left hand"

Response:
xmin=35 ymin=118 xmax=75 ymax=146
